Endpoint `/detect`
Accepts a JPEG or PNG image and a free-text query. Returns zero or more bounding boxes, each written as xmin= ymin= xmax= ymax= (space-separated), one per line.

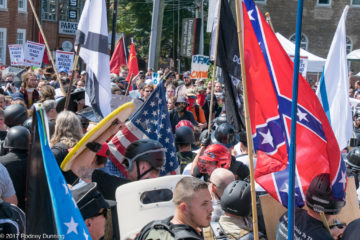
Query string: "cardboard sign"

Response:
xmin=23 ymin=41 xmax=46 ymax=67
xmin=8 ymin=44 xmax=24 ymax=66
xmin=289 ymin=55 xmax=309 ymax=77
xmin=55 ymin=50 xmax=74 ymax=73
xmin=191 ymin=55 xmax=210 ymax=79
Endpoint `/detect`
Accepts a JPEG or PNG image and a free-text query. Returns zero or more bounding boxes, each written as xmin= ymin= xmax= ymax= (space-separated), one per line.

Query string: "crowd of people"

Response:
xmin=0 ymin=63 xmax=360 ymax=240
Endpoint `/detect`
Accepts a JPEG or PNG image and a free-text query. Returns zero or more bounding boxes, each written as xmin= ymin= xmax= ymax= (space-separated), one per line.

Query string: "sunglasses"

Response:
xmin=93 ymin=208 xmax=107 ymax=218
xmin=145 ymin=90 xmax=152 ymax=93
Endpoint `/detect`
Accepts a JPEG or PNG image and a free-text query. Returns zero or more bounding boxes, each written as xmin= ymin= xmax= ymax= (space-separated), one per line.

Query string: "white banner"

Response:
xmin=8 ymin=44 xmax=24 ymax=66
xmin=55 ymin=50 xmax=74 ymax=73
xmin=289 ymin=55 xmax=309 ymax=77
xmin=23 ymin=41 xmax=46 ymax=67
xmin=190 ymin=55 xmax=210 ymax=79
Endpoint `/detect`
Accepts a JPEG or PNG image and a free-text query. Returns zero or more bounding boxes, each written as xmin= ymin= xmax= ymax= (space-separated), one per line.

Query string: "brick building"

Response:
xmin=0 ymin=0 xmax=85 ymax=66
xmin=254 ymin=0 xmax=360 ymax=74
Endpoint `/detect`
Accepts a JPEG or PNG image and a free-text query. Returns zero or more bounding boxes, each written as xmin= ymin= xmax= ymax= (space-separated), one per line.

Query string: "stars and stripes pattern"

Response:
xmin=242 ymin=0 xmax=346 ymax=207
xmin=36 ymin=109 xmax=90 ymax=240
xmin=108 ymin=80 xmax=179 ymax=175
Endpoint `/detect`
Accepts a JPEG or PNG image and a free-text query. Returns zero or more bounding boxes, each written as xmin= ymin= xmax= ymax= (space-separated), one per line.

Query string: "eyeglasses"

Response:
xmin=93 ymin=208 xmax=107 ymax=218
xmin=187 ymin=96 xmax=196 ymax=99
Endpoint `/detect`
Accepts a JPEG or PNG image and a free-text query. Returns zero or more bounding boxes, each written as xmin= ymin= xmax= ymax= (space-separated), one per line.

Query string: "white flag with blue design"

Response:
xmin=316 ymin=6 xmax=352 ymax=150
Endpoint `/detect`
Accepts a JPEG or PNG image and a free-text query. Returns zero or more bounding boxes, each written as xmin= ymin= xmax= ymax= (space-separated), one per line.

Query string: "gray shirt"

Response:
xmin=0 ymin=163 xmax=16 ymax=202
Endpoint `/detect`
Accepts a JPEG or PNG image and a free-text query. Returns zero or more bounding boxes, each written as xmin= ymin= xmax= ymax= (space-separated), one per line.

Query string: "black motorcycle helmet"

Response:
xmin=4 ymin=104 xmax=27 ymax=127
xmin=4 ymin=126 xmax=30 ymax=150
xmin=211 ymin=123 xmax=240 ymax=148
xmin=175 ymin=126 xmax=195 ymax=145
xmin=23 ymin=117 xmax=32 ymax=131
xmin=345 ymin=147 xmax=360 ymax=172
xmin=221 ymin=180 xmax=251 ymax=217
xmin=123 ymin=139 xmax=166 ymax=180
xmin=305 ymin=173 xmax=346 ymax=215
xmin=212 ymin=115 xmax=227 ymax=130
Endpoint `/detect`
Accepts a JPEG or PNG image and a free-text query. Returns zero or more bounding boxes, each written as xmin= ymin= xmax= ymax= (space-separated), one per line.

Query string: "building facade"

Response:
xmin=254 ymin=0 xmax=360 ymax=73
xmin=0 ymin=0 xmax=85 ymax=66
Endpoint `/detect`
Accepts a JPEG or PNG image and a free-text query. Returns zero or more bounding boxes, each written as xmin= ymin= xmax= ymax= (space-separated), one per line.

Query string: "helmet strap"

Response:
xmin=136 ymin=160 xmax=156 ymax=180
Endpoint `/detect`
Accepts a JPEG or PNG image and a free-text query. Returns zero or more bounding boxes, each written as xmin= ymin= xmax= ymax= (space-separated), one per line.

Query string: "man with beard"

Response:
xmin=175 ymin=71 xmax=194 ymax=98
xmin=169 ymin=96 xmax=198 ymax=133
xmin=20 ymin=72 xmax=40 ymax=108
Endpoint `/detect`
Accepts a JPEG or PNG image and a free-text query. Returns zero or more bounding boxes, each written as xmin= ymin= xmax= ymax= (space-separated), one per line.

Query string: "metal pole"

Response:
xmin=288 ymin=0 xmax=304 ymax=239
xmin=111 ymin=0 xmax=119 ymax=56
xmin=177 ymin=0 xmax=180 ymax=73
xmin=148 ymin=0 xmax=165 ymax=70
xmin=199 ymin=0 xmax=204 ymax=55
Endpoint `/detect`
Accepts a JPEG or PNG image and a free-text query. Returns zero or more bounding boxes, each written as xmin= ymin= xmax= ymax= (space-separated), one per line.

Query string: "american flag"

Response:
xmin=108 ymin=80 xmax=179 ymax=175
xmin=242 ymin=0 xmax=346 ymax=207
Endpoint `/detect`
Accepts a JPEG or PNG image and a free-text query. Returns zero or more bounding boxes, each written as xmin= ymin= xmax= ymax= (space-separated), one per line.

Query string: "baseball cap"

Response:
xmin=71 ymin=182 xmax=116 ymax=219
xmin=59 ymin=67 xmax=68 ymax=74
xmin=81 ymin=70 xmax=86 ymax=75
xmin=183 ymin=71 xmax=191 ymax=78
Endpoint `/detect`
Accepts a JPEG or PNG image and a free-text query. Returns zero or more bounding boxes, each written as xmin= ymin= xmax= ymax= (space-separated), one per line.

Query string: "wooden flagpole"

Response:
xmin=235 ymin=1 xmax=259 ymax=239
xmin=265 ymin=12 xmax=275 ymax=32
xmin=207 ymin=0 xmax=222 ymax=134
xmin=27 ymin=0 xmax=66 ymax=96
xmin=64 ymin=45 xmax=81 ymax=110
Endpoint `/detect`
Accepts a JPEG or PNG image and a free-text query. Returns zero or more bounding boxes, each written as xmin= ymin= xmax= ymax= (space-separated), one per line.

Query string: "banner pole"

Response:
xmin=265 ymin=12 xmax=275 ymax=32
xmin=64 ymin=46 xmax=81 ymax=111
xmin=235 ymin=1 xmax=258 ymax=239
xmin=207 ymin=0 xmax=222 ymax=134
xmin=27 ymin=0 xmax=65 ymax=96
xmin=288 ymin=0 xmax=304 ymax=239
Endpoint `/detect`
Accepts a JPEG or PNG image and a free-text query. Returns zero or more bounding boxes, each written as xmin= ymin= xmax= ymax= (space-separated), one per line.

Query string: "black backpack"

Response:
xmin=0 ymin=202 xmax=25 ymax=239
xmin=136 ymin=216 xmax=203 ymax=240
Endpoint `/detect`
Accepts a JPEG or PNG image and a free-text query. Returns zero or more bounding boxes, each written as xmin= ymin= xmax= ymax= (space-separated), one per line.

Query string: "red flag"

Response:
xmin=242 ymin=0 xmax=346 ymax=207
xmin=110 ymin=37 xmax=127 ymax=74
xmin=38 ymin=32 xmax=50 ymax=65
xmin=126 ymin=43 xmax=139 ymax=90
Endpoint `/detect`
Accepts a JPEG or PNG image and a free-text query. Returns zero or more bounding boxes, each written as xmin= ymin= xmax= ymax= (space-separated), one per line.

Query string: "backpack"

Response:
xmin=136 ymin=216 xmax=203 ymax=240
xmin=0 ymin=202 xmax=25 ymax=239
xmin=209 ymin=221 xmax=265 ymax=240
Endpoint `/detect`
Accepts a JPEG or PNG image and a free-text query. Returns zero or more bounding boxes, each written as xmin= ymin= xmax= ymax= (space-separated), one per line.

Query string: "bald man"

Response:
xmin=208 ymin=168 xmax=235 ymax=222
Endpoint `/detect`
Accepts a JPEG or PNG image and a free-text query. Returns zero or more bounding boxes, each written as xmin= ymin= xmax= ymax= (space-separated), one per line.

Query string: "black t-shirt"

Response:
xmin=169 ymin=110 xmax=198 ymax=132
xmin=276 ymin=208 xmax=333 ymax=240
xmin=342 ymin=218 xmax=360 ymax=240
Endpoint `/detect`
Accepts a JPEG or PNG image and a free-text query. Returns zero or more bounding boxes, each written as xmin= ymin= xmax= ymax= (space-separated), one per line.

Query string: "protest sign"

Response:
xmin=24 ymin=41 xmax=46 ymax=67
xmin=8 ymin=44 xmax=24 ymax=66
xmin=152 ymin=73 xmax=159 ymax=86
xmin=289 ymin=55 xmax=309 ymax=77
xmin=190 ymin=55 xmax=210 ymax=79
xmin=55 ymin=50 xmax=74 ymax=73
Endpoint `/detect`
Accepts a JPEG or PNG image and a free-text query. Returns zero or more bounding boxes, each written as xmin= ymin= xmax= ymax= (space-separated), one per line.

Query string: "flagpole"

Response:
xmin=265 ymin=12 xmax=275 ymax=32
xmin=235 ymin=1 xmax=259 ymax=239
xmin=288 ymin=0 xmax=304 ymax=239
xmin=123 ymin=33 xmax=128 ymax=64
xmin=64 ymin=45 xmax=81 ymax=110
xmin=27 ymin=0 xmax=66 ymax=96
xmin=207 ymin=0 xmax=222 ymax=133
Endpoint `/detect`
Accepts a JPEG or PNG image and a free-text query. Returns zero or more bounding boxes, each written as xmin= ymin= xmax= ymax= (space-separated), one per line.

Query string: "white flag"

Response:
xmin=316 ymin=6 xmax=352 ymax=150
xmin=75 ymin=0 xmax=111 ymax=118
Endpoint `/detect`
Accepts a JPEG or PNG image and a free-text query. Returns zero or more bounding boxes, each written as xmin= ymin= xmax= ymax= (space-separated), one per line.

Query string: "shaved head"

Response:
xmin=210 ymin=168 xmax=235 ymax=196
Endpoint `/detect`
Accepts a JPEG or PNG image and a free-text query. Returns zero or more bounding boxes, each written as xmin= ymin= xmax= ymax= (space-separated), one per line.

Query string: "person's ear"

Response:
xmin=85 ymin=218 xmax=91 ymax=227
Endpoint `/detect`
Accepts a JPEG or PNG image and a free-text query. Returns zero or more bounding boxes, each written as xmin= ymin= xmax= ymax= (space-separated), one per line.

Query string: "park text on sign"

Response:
xmin=59 ymin=21 xmax=78 ymax=35
xmin=55 ymin=50 xmax=75 ymax=74
xmin=23 ymin=41 xmax=46 ymax=67
xmin=289 ymin=55 xmax=309 ymax=77
xmin=8 ymin=44 xmax=24 ymax=66
xmin=191 ymin=55 xmax=210 ymax=79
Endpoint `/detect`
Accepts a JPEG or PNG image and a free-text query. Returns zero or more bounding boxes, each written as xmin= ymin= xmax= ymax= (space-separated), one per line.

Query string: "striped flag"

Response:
xmin=316 ymin=6 xmax=352 ymax=150
xmin=108 ymin=80 xmax=179 ymax=175
xmin=76 ymin=0 xmax=111 ymax=118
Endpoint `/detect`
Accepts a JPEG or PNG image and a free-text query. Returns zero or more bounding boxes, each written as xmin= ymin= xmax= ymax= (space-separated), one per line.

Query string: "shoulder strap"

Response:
xmin=195 ymin=105 xmax=200 ymax=121
xmin=210 ymin=222 xmax=229 ymax=239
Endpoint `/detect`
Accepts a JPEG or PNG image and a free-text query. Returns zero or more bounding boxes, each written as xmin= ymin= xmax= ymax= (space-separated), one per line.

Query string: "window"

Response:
xmin=17 ymin=29 xmax=26 ymax=45
xmin=317 ymin=0 xmax=331 ymax=6
xmin=18 ymin=0 xmax=27 ymax=12
xmin=346 ymin=37 xmax=353 ymax=54
xmin=289 ymin=33 xmax=309 ymax=51
xmin=0 ymin=0 xmax=7 ymax=9
xmin=41 ymin=0 xmax=58 ymax=21
xmin=351 ymin=0 xmax=360 ymax=6
xmin=0 ymin=28 xmax=7 ymax=65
